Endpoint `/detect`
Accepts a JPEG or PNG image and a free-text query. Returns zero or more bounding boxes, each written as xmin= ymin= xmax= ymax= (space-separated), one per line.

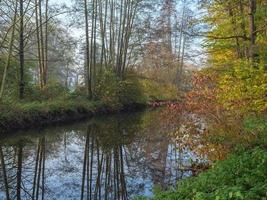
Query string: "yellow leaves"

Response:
xmin=140 ymin=79 xmax=178 ymax=101
xmin=212 ymin=50 xmax=235 ymax=62
xmin=218 ymin=61 xmax=267 ymax=113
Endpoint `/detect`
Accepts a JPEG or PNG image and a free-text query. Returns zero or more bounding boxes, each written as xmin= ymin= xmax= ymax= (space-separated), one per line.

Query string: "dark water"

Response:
xmin=0 ymin=108 xmax=207 ymax=200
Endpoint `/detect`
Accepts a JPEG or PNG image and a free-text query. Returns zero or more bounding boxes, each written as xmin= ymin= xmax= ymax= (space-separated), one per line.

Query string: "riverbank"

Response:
xmin=141 ymin=147 xmax=267 ymax=200
xmin=138 ymin=114 xmax=267 ymax=200
xmin=0 ymin=99 xmax=148 ymax=134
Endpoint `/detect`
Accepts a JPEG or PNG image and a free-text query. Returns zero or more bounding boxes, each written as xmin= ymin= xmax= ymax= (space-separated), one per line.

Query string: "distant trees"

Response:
xmin=0 ymin=0 xmax=151 ymax=101
xmin=137 ymin=0 xmax=195 ymax=89
xmin=34 ymin=0 xmax=50 ymax=88
xmin=0 ymin=0 xmax=77 ymax=100
xmin=0 ymin=0 xmax=197 ymax=101
xmin=81 ymin=0 xmax=144 ymax=99
xmin=0 ymin=0 xmax=18 ymax=99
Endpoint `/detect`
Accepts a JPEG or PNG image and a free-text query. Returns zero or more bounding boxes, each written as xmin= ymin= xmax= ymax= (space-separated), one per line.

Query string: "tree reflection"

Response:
xmin=0 ymin=145 xmax=10 ymax=200
xmin=0 ymin=138 xmax=46 ymax=200
xmin=32 ymin=137 xmax=46 ymax=200
xmin=0 ymin=142 xmax=26 ymax=200
xmin=0 ymin=109 xmax=208 ymax=199
xmin=80 ymin=124 xmax=129 ymax=200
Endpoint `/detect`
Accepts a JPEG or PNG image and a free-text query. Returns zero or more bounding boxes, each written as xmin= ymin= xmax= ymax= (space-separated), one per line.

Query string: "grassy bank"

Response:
xmin=0 ymin=99 xmax=147 ymax=133
xmin=140 ymin=148 xmax=267 ymax=200
xmin=137 ymin=115 xmax=267 ymax=200
xmin=0 ymin=71 xmax=179 ymax=133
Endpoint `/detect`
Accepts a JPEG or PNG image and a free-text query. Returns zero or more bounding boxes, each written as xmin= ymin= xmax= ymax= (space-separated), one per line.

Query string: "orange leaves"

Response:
xmin=183 ymin=71 xmax=225 ymax=123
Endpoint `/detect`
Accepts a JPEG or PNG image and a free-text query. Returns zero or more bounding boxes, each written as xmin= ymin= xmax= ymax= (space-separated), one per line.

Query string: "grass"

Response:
xmin=138 ymin=148 xmax=267 ymax=200
xmin=0 ymin=74 xmax=180 ymax=133
xmin=0 ymin=98 xmax=146 ymax=133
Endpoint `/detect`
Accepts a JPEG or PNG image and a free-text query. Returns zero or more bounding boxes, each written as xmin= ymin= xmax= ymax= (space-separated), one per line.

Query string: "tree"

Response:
xmin=0 ymin=0 xmax=18 ymax=99
xmin=19 ymin=0 xmax=25 ymax=99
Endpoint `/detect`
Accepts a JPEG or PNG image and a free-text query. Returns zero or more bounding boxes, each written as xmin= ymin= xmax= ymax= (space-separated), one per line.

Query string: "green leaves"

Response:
xmin=149 ymin=148 xmax=267 ymax=200
xmin=95 ymin=69 xmax=147 ymax=107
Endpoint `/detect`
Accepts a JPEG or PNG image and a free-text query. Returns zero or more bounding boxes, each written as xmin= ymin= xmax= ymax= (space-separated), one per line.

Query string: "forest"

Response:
xmin=0 ymin=0 xmax=266 ymax=199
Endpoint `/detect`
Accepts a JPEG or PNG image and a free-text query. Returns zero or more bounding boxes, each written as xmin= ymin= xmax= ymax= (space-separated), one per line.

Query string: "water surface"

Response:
xmin=0 ymin=108 xmax=207 ymax=200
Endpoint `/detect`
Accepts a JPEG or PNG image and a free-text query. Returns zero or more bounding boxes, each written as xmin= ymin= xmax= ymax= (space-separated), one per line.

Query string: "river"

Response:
xmin=0 ymin=108 xmax=210 ymax=200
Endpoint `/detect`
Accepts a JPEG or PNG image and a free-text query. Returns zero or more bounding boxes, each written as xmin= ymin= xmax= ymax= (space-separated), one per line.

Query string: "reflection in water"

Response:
xmin=80 ymin=126 xmax=129 ymax=200
xmin=0 ymin=109 xmax=206 ymax=200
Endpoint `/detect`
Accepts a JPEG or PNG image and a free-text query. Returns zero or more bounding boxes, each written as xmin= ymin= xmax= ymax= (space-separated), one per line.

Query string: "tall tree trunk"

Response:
xmin=89 ymin=0 xmax=95 ymax=99
xmin=92 ymin=0 xmax=98 ymax=97
xmin=175 ymin=2 xmax=185 ymax=86
xmin=122 ymin=1 xmax=137 ymax=78
xmin=248 ymin=0 xmax=257 ymax=62
xmin=44 ymin=0 xmax=49 ymax=85
xmin=110 ymin=0 xmax=116 ymax=68
xmin=116 ymin=0 xmax=124 ymax=76
xmin=84 ymin=0 xmax=92 ymax=99
xmin=0 ymin=0 xmax=18 ymax=99
xmin=178 ymin=35 xmax=186 ymax=88
xmin=228 ymin=2 xmax=241 ymax=58
xmin=238 ymin=0 xmax=248 ymax=58
xmin=39 ymin=0 xmax=46 ymax=86
xmin=99 ymin=0 xmax=108 ymax=71
xmin=35 ymin=0 xmax=43 ymax=88
xmin=19 ymin=0 xmax=25 ymax=99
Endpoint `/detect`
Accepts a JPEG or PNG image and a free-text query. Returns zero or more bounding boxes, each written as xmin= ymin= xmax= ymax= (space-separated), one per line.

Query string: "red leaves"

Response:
xmin=160 ymin=71 xmax=225 ymax=124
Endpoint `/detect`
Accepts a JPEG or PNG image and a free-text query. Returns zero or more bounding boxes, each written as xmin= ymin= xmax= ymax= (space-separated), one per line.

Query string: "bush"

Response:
xmin=243 ymin=115 xmax=267 ymax=147
xmin=119 ymin=74 xmax=147 ymax=105
xmin=24 ymin=83 xmax=69 ymax=101
xmin=140 ymin=79 xmax=178 ymax=101
xmin=95 ymin=69 xmax=147 ymax=107
xmin=95 ymin=69 xmax=121 ymax=106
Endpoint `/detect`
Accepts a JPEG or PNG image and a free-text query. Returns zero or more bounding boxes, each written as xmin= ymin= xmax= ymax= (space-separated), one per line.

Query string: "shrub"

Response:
xmin=243 ymin=115 xmax=267 ymax=147
xmin=119 ymin=74 xmax=147 ymax=105
xmin=24 ymin=83 xmax=69 ymax=101
xmin=140 ymin=79 xmax=178 ymax=101
xmin=95 ymin=69 xmax=121 ymax=106
xmin=95 ymin=69 xmax=147 ymax=107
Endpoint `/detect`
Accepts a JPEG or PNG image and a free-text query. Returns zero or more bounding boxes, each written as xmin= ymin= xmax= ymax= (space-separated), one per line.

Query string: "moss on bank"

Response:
xmin=0 ymin=99 xmax=147 ymax=133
